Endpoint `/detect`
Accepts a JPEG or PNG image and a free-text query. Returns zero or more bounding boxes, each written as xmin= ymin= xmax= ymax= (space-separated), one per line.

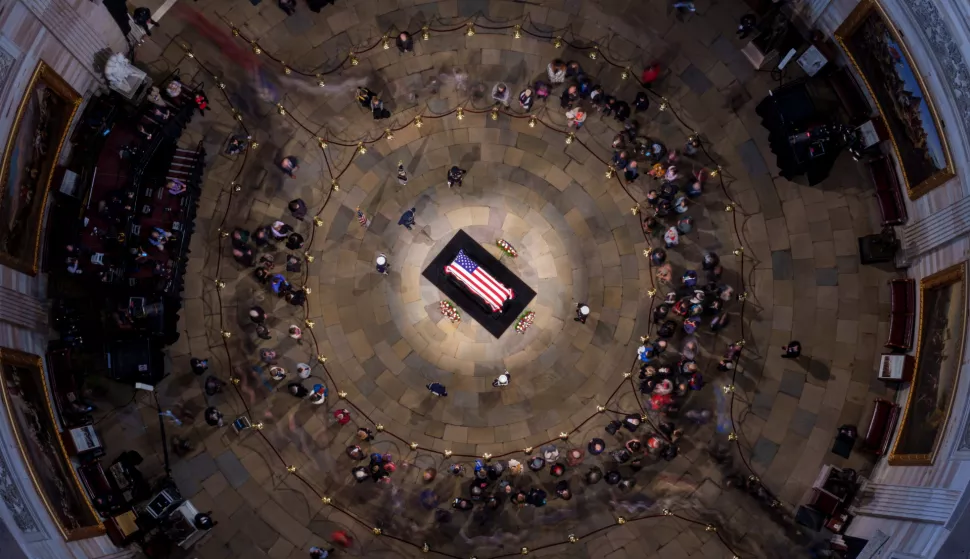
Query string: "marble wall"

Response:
xmin=0 ymin=1 xmax=130 ymax=557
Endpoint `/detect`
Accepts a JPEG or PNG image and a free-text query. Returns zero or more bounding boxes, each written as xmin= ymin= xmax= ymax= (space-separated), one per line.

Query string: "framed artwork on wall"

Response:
xmin=0 ymin=60 xmax=81 ymax=275
xmin=889 ymin=262 xmax=967 ymax=465
xmin=835 ymin=0 xmax=955 ymax=200
xmin=0 ymin=347 xmax=103 ymax=540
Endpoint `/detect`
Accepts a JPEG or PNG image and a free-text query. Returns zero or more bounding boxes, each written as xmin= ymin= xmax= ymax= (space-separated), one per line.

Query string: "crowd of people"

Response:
xmin=178 ymin=30 xmax=782 ymax=556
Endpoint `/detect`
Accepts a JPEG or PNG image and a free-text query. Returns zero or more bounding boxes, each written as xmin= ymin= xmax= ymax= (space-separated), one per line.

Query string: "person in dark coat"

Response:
xmin=565 ymin=60 xmax=582 ymax=78
xmin=280 ymin=156 xmax=299 ymax=178
xmin=357 ymin=87 xmax=375 ymax=108
xmin=634 ymin=91 xmax=650 ymax=112
xmin=278 ymin=0 xmax=296 ymax=15
xmin=560 ymin=85 xmax=579 ymax=109
xmin=232 ymin=246 xmax=254 ymax=267
xmin=286 ymin=233 xmax=305 ymax=250
xmin=288 ymin=382 xmax=309 ymax=398
xmin=191 ymin=358 xmax=208 ymax=375
xmin=204 ymin=407 xmax=224 ymax=427
xmin=371 ymin=96 xmax=389 ymax=120
xmin=447 ymin=167 xmax=466 ymax=188
xmin=614 ymin=100 xmax=631 ymax=121
xmin=306 ymin=0 xmax=334 ymax=13
xmin=398 ymin=207 xmax=417 ymax=230
xmin=133 ymin=7 xmax=157 ymax=36
xmin=288 ymin=199 xmax=307 ymax=220
xmin=427 ymin=382 xmax=447 ymax=396
xmin=396 ymin=32 xmax=414 ymax=54
xmin=624 ymin=161 xmax=639 ymax=183
xmin=286 ymin=289 xmax=306 ymax=306
xmin=782 ymin=341 xmax=802 ymax=358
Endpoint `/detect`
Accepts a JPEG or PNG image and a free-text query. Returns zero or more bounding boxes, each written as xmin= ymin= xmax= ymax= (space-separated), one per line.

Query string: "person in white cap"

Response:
xmin=574 ymin=303 xmax=590 ymax=324
xmin=376 ymin=253 xmax=389 ymax=275
xmin=269 ymin=366 xmax=286 ymax=381
xmin=492 ymin=371 xmax=511 ymax=387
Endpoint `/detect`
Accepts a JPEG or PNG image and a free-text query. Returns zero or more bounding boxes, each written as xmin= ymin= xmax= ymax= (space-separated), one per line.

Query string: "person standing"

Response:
xmin=256 ymin=324 xmax=272 ymax=340
xmin=560 ymin=85 xmax=578 ymax=109
xmin=574 ymin=303 xmax=590 ymax=324
xmin=614 ymin=100 xmax=631 ymax=122
xmin=289 ymin=325 xmax=303 ymax=344
xmin=371 ymin=96 xmax=389 ymax=120
xmin=398 ymin=207 xmax=416 ymax=230
xmin=204 ymin=407 xmax=224 ymax=427
xmin=427 ymin=382 xmax=447 ymax=397
xmin=280 ymin=156 xmax=299 ymax=178
xmin=376 ymin=254 xmax=389 ymax=275
xmin=519 ymin=87 xmax=534 ymax=112
xmin=286 ymin=289 xmax=306 ymax=306
xmin=633 ymin=92 xmax=650 ymax=113
xmin=132 ymin=7 xmax=157 ymax=36
xmin=286 ymin=232 xmax=305 ymax=250
xmin=249 ymin=306 xmax=266 ymax=324
xmin=191 ymin=357 xmax=209 ymax=375
xmin=641 ymin=63 xmax=661 ymax=88
xmin=288 ymin=382 xmax=310 ymax=398
xmin=624 ymin=161 xmax=639 ymax=182
xmin=673 ymin=1 xmax=697 ymax=14
xmin=565 ymin=107 xmax=587 ymax=129
xmin=288 ymin=199 xmax=308 ymax=220
xmin=396 ymin=31 xmax=414 ymax=54
xmin=547 ymin=60 xmax=566 ymax=84
xmin=492 ymin=371 xmax=510 ymax=387
xmin=447 ymin=167 xmax=466 ymax=188
xmin=397 ymin=162 xmax=408 ymax=186
xmin=309 ymin=546 xmax=334 ymax=558
xmin=782 ymin=341 xmax=801 ymax=358
xmin=260 ymin=348 xmax=277 ymax=364
xmin=491 ymin=83 xmax=511 ymax=106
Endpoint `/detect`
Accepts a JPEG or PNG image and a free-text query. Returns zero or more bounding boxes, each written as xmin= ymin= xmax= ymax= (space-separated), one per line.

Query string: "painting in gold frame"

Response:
xmin=889 ymin=263 xmax=967 ymax=465
xmin=835 ymin=0 xmax=955 ymax=200
xmin=0 ymin=347 xmax=104 ymax=540
xmin=0 ymin=60 xmax=81 ymax=275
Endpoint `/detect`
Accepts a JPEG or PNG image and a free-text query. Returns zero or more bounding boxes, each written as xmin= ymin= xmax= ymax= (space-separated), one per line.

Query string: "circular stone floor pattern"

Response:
xmin=95 ymin=0 xmax=900 ymax=558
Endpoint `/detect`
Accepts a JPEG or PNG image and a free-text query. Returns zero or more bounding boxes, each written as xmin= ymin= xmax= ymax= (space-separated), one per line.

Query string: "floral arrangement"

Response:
xmin=515 ymin=310 xmax=536 ymax=334
xmin=439 ymin=300 xmax=461 ymax=323
xmin=496 ymin=239 xmax=518 ymax=258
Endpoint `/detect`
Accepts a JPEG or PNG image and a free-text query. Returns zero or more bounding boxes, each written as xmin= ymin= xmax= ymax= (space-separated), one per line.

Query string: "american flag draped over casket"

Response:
xmin=444 ymin=250 xmax=514 ymax=312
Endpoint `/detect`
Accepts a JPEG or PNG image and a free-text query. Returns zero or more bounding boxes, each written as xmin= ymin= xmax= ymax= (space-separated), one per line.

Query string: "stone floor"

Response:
xmin=94 ymin=1 xmax=901 ymax=558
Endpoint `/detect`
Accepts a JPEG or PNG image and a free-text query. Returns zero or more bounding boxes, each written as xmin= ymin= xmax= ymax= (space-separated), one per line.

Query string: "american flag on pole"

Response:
xmin=444 ymin=250 xmax=514 ymax=312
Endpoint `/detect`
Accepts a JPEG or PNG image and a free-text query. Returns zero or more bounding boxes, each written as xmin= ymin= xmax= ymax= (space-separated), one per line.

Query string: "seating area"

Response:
xmin=867 ymin=155 xmax=908 ymax=227
xmin=885 ymin=278 xmax=916 ymax=351
xmin=860 ymin=398 xmax=900 ymax=456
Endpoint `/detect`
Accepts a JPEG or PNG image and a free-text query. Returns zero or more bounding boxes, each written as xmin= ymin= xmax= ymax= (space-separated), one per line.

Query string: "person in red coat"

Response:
xmin=331 ymin=530 xmax=352 ymax=547
xmin=641 ymin=63 xmax=661 ymax=88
